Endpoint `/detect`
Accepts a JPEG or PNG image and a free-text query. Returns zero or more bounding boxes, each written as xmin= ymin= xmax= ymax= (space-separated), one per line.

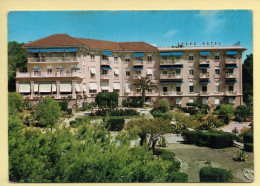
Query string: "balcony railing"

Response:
xmin=133 ymin=60 xmax=144 ymax=65
xmin=101 ymin=60 xmax=111 ymax=65
xmin=100 ymin=74 xmax=110 ymax=79
xmin=199 ymin=72 xmax=210 ymax=78
xmin=160 ymin=91 xmax=183 ymax=95
xmin=16 ymin=71 xmax=82 ymax=78
xmin=226 ymin=73 xmax=237 ymax=78
xmin=200 ymin=91 xmax=209 ymax=95
xmin=160 ymin=60 xmax=182 ymax=65
xmin=225 ymin=91 xmax=237 ymax=95
xmin=214 ymin=74 xmax=220 ymax=79
xmin=199 ymin=59 xmax=210 ymax=64
xmin=225 ymin=58 xmax=237 ymax=64
xmin=28 ymin=57 xmax=78 ymax=63
xmin=160 ymin=74 xmax=183 ymax=79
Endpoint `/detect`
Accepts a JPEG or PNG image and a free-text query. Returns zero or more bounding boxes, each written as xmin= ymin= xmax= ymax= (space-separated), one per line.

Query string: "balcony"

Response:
xmin=16 ymin=71 xmax=82 ymax=78
xmin=28 ymin=57 xmax=78 ymax=63
xmin=160 ymin=60 xmax=182 ymax=65
xmin=199 ymin=91 xmax=209 ymax=95
xmin=100 ymin=74 xmax=110 ymax=79
xmin=226 ymin=73 xmax=237 ymax=78
xmin=199 ymin=59 xmax=210 ymax=64
xmin=101 ymin=60 xmax=111 ymax=65
xmin=160 ymin=91 xmax=183 ymax=96
xmin=133 ymin=60 xmax=144 ymax=65
xmin=160 ymin=74 xmax=183 ymax=79
xmin=225 ymin=91 xmax=237 ymax=96
xmin=225 ymin=58 xmax=237 ymax=64
xmin=199 ymin=72 xmax=210 ymax=78
xmin=214 ymin=74 xmax=220 ymax=79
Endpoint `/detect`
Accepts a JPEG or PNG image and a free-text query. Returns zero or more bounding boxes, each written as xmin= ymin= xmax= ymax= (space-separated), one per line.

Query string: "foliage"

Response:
xmin=159 ymin=98 xmax=170 ymax=111
xmin=105 ymin=116 xmax=125 ymax=131
xmin=133 ymin=77 xmax=158 ymax=107
xmin=242 ymin=133 xmax=253 ymax=143
xmin=235 ymin=105 xmax=252 ymax=122
xmin=244 ymin=143 xmax=253 ymax=152
xmin=95 ymin=108 xmax=139 ymax=117
xmin=23 ymin=101 xmax=34 ymax=110
xmin=34 ymin=96 xmax=62 ymax=130
xmin=67 ymin=108 xmax=72 ymax=115
xmin=8 ymin=92 xmax=24 ymax=114
xmin=239 ymin=126 xmax=253 ymax=136
xmin=199 ymin=167 xmax=233 ymax=182
xmin=122 ymin=97 xmax=144 ymax=108
xmin=172 ymin=111 xmax=199 ymax=131
xmin=58 ymin=101 xmax=68 ymax=111
xmin=233 ymin=150 xmax=248 ymax=162
xmin=158 ymin=136 xmax=167 ymax=147
xmin=8 ymin=41 xmax=28 ymax=92
xmin=166 ymin=172 xmax=188 ymax=182
xmin=95 ymin=92 xmax=119 ymax=108
xmin=242 ymin=54 xmax=253 ymax=105
xmin=214 ymin=104 xmax=235 ymax=124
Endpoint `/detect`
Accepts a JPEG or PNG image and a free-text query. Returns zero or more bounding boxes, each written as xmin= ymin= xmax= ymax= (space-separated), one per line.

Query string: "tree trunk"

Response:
xmin=151 ymin=138 xmax=159 ymax=154
xmin=142 ymin=90 xmax=146 ymax=108
xmin=139 ymin=134 xmax=147 ymax=146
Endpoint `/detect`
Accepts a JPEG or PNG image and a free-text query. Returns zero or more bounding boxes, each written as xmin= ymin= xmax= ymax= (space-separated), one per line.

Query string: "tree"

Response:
xmin=35 ymin=96 xmax=62 ymax=132
xmin=133 ymin=77 xmax=158 ymax=107
xmin=215 ymin=104 xmax=235 ymax=124
xmin=95 ymin=92 xmax=118 ymax=108
xmin=235 ymin=105 xmax=251 ymax=122
xmin=8 ymin=41 xmax=28 ymax=92
xmin=159 ymin=98 xmax=170 ymax=111
xmin=242 ymin=54 xmax=253 ymax=105
xmin=8 ymin=92 xmax=23 ymax=114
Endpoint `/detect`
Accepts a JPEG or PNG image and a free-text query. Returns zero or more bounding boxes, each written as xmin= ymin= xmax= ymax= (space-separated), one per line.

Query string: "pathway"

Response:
xmin=218 ymin=121 xmax=252 ymax=134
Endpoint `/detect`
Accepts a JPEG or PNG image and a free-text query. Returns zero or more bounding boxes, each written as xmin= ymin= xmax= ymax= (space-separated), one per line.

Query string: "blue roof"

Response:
xmin=103 ymin=51 xmax=112 ymax=56
xmin=65 ymin=48 xmax=78 ymax=52
xmin=53 ymin=48 xmax=65 ymax=52
xmin=40 ymin=49 xmax=53 ymax=53
xmin=59 ymin=67 xmax=64 ymax=71
xmin=133 ymin=66 xmax=144 ymax=70
xmin=102 ymin=65 xmax=112 ymax=70
xmin=160 ymin=80 xmax=183 ymax=84
xmin=200 ymin=80 xmax=211 ymax=84
xmin=226 ymin=51 xmax=238 ymax=55
xmin=226 ymin=64 xmax=238 ymax=69
xmin=199 ymin=64 xmax=210 ymax=69
xmin=200 ymin=51 xmax=211 ymax=56
xmin=133 ymin=53 xmax=144 ymax=57
xmin=172 ymin=52 xmax=183 ymax=56
xmin=160 ymin=52 xmax=172 ymax=56
xmin=28 ymin=49 xmax=40 ymax=53
xmin=160 ymin=65 xmax=183 ymax=69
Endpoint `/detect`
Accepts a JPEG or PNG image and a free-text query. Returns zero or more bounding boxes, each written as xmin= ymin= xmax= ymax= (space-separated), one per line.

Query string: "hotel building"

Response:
xmin=16 ymin=34 xmax=246 ymax=108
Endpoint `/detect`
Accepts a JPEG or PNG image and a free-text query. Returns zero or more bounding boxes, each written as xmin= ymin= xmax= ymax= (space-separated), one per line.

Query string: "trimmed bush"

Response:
xmin=67 ymin=108 xmax=72 ymax=115
xmin=166 ymin=172 xmax=188 ymax=182
xmin=200 ymin=167 xmax=233 ymax=182
xmin=244 ymin=143 xmax=253 ymax=152
xmin=182 ymin=131 xmax=202 ymax=144
xmin=243 ymin=133 xmax=253 ymax=143
xmin=179 ymin=107 xmax=188 ymax=113
xmin=158 ymin=150 xmax=175 ymax=161
xmin=95 ymin=109 xmax=139 ymax=117
xmin=58 ymin=101 xmax=68 ymax=111
xmin=159 ymin=98 xmax=170 ymax=111
xmin=106 ymin=117 xmax=125 ymax=131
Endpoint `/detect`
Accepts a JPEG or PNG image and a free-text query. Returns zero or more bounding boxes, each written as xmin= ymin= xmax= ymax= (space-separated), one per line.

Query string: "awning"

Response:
xmin=82 ymin=84 xmax=87 ymax=92
xmin=172 ymin=52 xmax=183 ymax=56
xmin=125 ymin=83 xmax=131 ymax=93
xmin=114 ymin=68 xmax=119 ymax=75
xmin=102 ymin=51 xmax=112 ymax=56
xmin=64 ymin=48 xmax=78 ymax=52
xmin=102 ymin=65 xmax=112 ymax=70
xmin=59 ymin=68 xmax=64 ymax=71
xmin=200 ymin=80 xmax=211 ymax=84
xmin=200 ymin=51 xmax=210 ymax=56
xmin=40 ymin=49 xmax=53 ymax=53
xmin=34 ymin=67 xmax=41 ymax=71
xmin=160 ymin=65 xmax=183 ymax=69
xmin=160 ymin=52 xmax=172 ymax=56
xmin=226 ymin=51 xmax=238 ymax=55
xmin=113 ymin=83 xmax=120 ymax=90
xmin=160 ymin=80 xmax=183 ymax=84
xmin=19 ymin=83 xmax=30 ymax=93
xmin=90 ymin=67 xmax=96 ymax=74
xmin=226 ymin=64 xmax=238 ymax=69
xmin=200 ymin=64 xmax=210 ymax=69
xmin=53 ymin=48 xmax=65 ymax=52
xmin=34 ymin=83 xmax=39 ymax=92
xmin=189 ymin=82 xmax=194 ymax=86
xmin=60 ymin=82 xmax=72 ymax=92
xmin=75 ymin=83 xmax=81 ymax=92
xmin=52 ymin=83 xmax=56 ymax=92
xmin=147 ymin=68 xmax=153 ymax=75
xmin=133 ymin=53 xmax=144 ymax=57
xmin=226 ymin=80 xmax=238 ymax=84
xmin=39 ymin=83 xmax=52 ymax=93
xmin=74 ymin=67 xmax=80 ymax=70
xmin=89 ymin=83 xmax=97 ymax=90
xmin=28 ymin=49 xmax=40 ymax=53
xmin=101 ymin=82 xmax=109 ymax=90
xmin=134 ymin=66 xmax=144 ymax=70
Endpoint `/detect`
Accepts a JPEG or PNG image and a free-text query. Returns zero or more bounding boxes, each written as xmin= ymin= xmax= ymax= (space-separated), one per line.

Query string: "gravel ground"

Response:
xmin=219 ymin=121 xmax=252 ymax=133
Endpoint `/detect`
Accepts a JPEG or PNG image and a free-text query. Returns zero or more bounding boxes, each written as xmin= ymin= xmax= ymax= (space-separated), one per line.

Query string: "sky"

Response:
xmin=8 ymin=10 xmax=253 ymax=60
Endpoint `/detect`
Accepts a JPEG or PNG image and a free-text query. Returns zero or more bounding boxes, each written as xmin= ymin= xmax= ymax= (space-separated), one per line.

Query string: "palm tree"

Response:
xmin=133 ymin=77 xmax=158 ymax=107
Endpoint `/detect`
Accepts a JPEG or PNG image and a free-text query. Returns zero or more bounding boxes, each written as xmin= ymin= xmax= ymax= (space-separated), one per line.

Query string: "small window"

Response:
xmin=189 ymin=85 xmax=194 ymax=93
xmin=47 ymin=69 xmax=52 ymax=74
xmin=126 ymin=70 xmax=130 ymax=76
xmin=102 ymin=70 xmax=108 ymax=75
xmin=176 ymin=56 xmax=180 ymax=61
xmin=202 ymin=69 xmax=207 ymax=74
xmin=229 ymin=85 xmax=234 ymax=92
xmin=148 ymin=88 xmax=152 ymax=93
xmin=215 ymin=97 xmax=220 ymax=105
xmin=176 ymin=98 xmax=181 ymax=104
xmin=125 ymin=58 xmax=130 ymax=62
xmin=215 ymin=82 xmax=220 ymax=92
xmin=163 ymin=86 xmax=168 ymax=92
xmin=176 ymin=85 xmax=181 ymax=92
xmin=163 ymin=70 xmax=168 ymax=75
xmin=228 ymin=69 xmax=234 ymax=74
xmin=114 ymin=56 xmax=118 ymax=62
xmin=215 ymin=55 xmax=220 ymax=61
xmin=148 ymin=55 xmax=152 ymax=62
xmin=136 ymin=88 xmax=141 ymax=93
xmin=135 ymin=57 xmax=143 ymax=61
xmin=202 ymin=56 xmax=207 ymax=60
xmin=202 ymin=98 xmax=207 ymax=104
xmin=136 ymin=70 xmax=141 ymax=75
xmin=189 ymin=97 xmax=194 ymax=103
xmin=176 ymin=69 xmax=181 ymax=75
xmin=102 ymin=90 xmax=109 ymax=93
xmin=102 ymin=55 xmax=108 ymax=61
xmin=189 ymin=55 xmax=194 ymax=61
xmin=189 ymin=68 xmax=194 ymax=75
xmin=215 ymin=68 xmax=220 ymax=75
xmin=162 ymin=56 xmax=167 ymax=60
xmin=202 ymin=85 xmax=207 ymax=92
xmin=90 ymin=54 xmax=95 ymax=60
xmin=89 ymin=89 xmax=97 ymax=94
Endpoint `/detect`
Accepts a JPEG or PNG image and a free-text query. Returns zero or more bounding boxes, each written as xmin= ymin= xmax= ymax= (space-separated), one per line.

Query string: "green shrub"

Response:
xmin=166 ymin=172 xmax=188 ymax=182
xmin=95 ymin=92 xmax=118 ymax=108
xmin=67 ymin=108 xmax=72 ymax=115
xmin=170 ymin=105 xmax=175 ymax=110
xmin=244 ymin=143 xmax=253 ymax=152
xmin=200 ymin=167 xmax=233 ymax=182
xmin=75 ymin=116 xmax=88 ymax=122
xmin=106 ymin=117 xmax=125 ymax=131
xmin=182 ymin=131 xmax=202 ymax=144
xmin=179 ymin=107 xmax=188 ymax=113
xmin=69 ymin=120 xmax=76 ymax=127
xmin=58 ymin=101 xmax=68 ymax=111
xmin=158 ymin=150 xmax=175 ymax=161
xmin=8 ymin=92 xmax=23 ymax=113
xmin=208 ymin=133 xmax=233 ymax=149
xmin=159 ymin=98 xmax=170 ymax=111
xmin=242 ymin=133 xmax=253 ymax=143
xmin=95 ymin=109 xmax=139 ymax=117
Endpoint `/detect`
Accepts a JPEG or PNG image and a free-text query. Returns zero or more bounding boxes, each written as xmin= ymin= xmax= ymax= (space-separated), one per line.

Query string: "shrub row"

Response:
xmin=95 ymin=109 xmax=139 ymax=117
xmin=178 ymin=107 xmax=198 ymax=115
xmin=244 ymin=143 xmax=253 ymax=152
xmin=105 ymin=116 xmax=125 ymax=131
xmin=242 ymin=133 xmax=253 ymax=143
xmin=166 ymin=172 xmax=188 ymax=182
xmin=200 ymin=167 xmax=233 ymax=182
xmin=182 ymin=130 xmax=235 ymax=149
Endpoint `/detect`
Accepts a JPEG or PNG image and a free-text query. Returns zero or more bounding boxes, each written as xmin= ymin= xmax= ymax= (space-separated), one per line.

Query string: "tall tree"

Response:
xmin=8 ymin=41 xmax=28 ymax=92
xmin=242 ymin=53 xmax=253 ymax=105
xmin=133 ymin=77 xmax=158 ymax=107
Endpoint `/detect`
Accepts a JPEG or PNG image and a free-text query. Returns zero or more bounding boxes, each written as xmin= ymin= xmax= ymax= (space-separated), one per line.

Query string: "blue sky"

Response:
xmin=8 ymin=10 xmax=253 ymax=60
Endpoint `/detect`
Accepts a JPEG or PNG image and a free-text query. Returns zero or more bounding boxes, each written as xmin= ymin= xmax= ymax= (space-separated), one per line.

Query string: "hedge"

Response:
xmin=166 ymin=172 xmax=188 ymax=182
xmin=182 ymin=131 xmax=234 ymax=149
xmin=58 ymin=101 xmax=68 ymax=111
xmin=243 ymin=133 xmax=253 ymax=143
xmin=95 ymin=109 xmax=139 ymax=117
xmin=200 ymin=167 xmax=233 ymax=182
xmin=244 ymin=143 xmax=253 ymax=152
xmin=67 ymin=108 xmax=72 ymax=115
xmin=105 ymin=116 xmax=125 ymax=131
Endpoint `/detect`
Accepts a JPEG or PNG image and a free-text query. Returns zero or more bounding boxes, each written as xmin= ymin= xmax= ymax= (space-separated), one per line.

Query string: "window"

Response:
xmin=136 ymin=70 xmax=141 ymax=75
xmin=135 ymin=57 xmax=143 ymax=61
xmin=163 ymin=70 xmax=168 ymax=75
xmin=47 ymin=69 xmax=52 ymax=74
xmin=215 ymin=97 xmax=220 ymax=105
xmin=114 ymin=56 xmax=118 ymax=62
xmin=202 ymin=56 xmax=207 ymax=60
xmin=228 ymin=69 xmax=234 ymax=75
xmin=189 ymin=67 xmax=194 ymax=75
xmin=176 ymin=98 xmax=181 ymax=104
xmin=90 ymin=54 xmax=95 ymax=60
xmin=189 ymin=82 xmax=194 ymax=93
xmin=176 ymin=85 xmax=181 ymax=92
xmin=189 ymin=97 xmax=194 ymax=103
xmin=202 ymin=69 xmax=207 ymax=74
xmin=126 ymin=69 xmax=130 ymax=76
xmin=229 ymin=97 xmax=234 ymax=104
xmin=215 ymin=67 xmax=220 ymax=75
xmin=176 ymin=56 xmax=180 ymax=61
xmin=148 ymin=55 xmax=152 ymax=62
xmin=215 ymin=54 xmax=220 ymax=61
xmin=162 ymin=56 xmax=167 ymax=60
xmin=102 ymin=90 xmax=109 ymax=93
xmin=215 ymin=82 xmax=220 ymax=92
xmin=89 ymin=89 xmax=97 ymax=94
xmin=102 ymin=70 xmax=108 ymax=74
xmin=163 ymin=86 xmax=168 ymax=93
xmin=125 ymin=55 xmax=130 ymax=62
xmin=189 ymin=55 xmax=194 ymax=61
xmin=202 ymin=98 xmax=207 ymax=104
xmin=102 ymin=55 xmax=108 ymax=61
xmin=202 ymin=85 xmax=207 ymax=92
xmin=148 ymin=88 xmax=152 ymax=93
xmin=136 ymin=88 xmax=141 ymax=93
xmin=229 ymin=85 xmax=234 ymax=92
xmin=176 ymin=69 xmax=181 ymax=75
